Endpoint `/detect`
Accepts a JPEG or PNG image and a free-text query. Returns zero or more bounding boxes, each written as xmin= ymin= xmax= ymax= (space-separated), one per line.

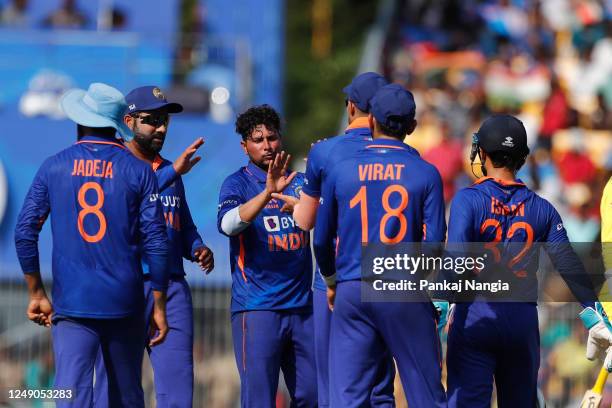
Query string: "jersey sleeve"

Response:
xmin=544 ymin=202 xmax=597 ymax=308
xmin=14 ymin=161 xmax=51 ymax=274
xmin=601 ymin=177 xmax=612 ymax=270
xmin=177 ymin=179 xmax=205 ymax=259
xmin=422 ymin=167 xmax=446 ymax=243
xmin=447 ymin=190 xmax=475 ymax=243
xmin=302 ymin=142 xmax=325 ymax=198
xmin=312 ymin=171 xmax=338 ymax=281
xmin=217 ymin=174 xmax=247 ymax=236
xmin=138 ymin=165 xmax=170 ymax=292
xmin=155 ymin=163 xmax=179 ymax=191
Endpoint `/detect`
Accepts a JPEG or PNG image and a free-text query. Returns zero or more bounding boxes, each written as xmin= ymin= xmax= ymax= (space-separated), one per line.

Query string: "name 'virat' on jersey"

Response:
xmin=314 ymin=138 xmax=446 ymax=282
xmin=217 ymin=162 xmax=312 ymax=313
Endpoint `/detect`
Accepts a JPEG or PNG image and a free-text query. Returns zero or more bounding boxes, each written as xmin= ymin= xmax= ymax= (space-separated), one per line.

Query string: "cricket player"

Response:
xmin=14 ymin=83 xmax=169 ymax=408
xmin=94 ymin=86 xmax=214 ymax=408
xmin=445 ymin=114 xmax=612 ymax=407
xmin=313 ymin=84 xmax=448 ymax=407
xmin=217 ymin=105 xmax=317 ymax=407
xmin=274 ymin=72 xmax=396 ymax=407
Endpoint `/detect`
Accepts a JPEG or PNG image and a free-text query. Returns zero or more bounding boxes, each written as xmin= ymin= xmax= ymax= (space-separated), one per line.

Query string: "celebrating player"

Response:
xmin=217 ymin=105 xmax=317 ymax=407
xmin=14 ymin=83 xmax=169 ymax=408
xmin=94 ymin=86 xmax=213 ymax=408
xmin=445 ymin=114 xmax=612 ymax=407
xmin=274 ymin=71 xmax=396 ymax=407
xmin=314 ymin=84 xmax=447 ymax=407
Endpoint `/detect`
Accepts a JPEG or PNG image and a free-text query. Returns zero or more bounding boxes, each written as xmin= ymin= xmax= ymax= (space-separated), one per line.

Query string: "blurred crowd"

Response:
xmin=0 ymin=0 xmax=125 ymax=30
xmin=385 ymin=0 xmax=612 ymax=406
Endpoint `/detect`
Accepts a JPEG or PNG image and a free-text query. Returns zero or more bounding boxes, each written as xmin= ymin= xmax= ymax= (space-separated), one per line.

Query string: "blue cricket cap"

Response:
xmin=370 ymin=84 xmax=416 ymax=131
xmin=125 ymin=86 xmax=183 ymax=114
xmin=342 ymin=72 xmax=388 ymax=112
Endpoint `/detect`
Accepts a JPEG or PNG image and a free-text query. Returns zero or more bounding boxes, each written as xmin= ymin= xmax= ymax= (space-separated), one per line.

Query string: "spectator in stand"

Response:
xmin=42 ymin=0 xmax=87 ymax=29
xmin=0 ymin=0 xmax=28 ymax=28
xmin=538 ymin=77 xmax=569 ymax=151
xmin=422 ymin=121 xmax=464 ymax=204
xmin=556 ymin=137 xmax=598 ymax=187
xmin=592 ymin=92 xmax=612 ymax=130
xmin=563 ymin=183 xmax=601 ymax=243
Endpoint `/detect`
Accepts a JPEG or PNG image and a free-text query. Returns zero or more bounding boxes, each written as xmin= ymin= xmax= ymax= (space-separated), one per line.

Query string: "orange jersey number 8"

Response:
xmin=350 ymin=184 xmax=409 ymax=244
xmin=77 ymin=182 xmax=107 ymax=243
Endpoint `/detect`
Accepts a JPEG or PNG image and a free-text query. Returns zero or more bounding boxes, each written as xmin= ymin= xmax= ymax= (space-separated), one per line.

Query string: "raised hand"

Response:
xmin=265 ymin=151 xmax=297 ymax=195
xmin=173 ymin=137 xmax=204 ymax=175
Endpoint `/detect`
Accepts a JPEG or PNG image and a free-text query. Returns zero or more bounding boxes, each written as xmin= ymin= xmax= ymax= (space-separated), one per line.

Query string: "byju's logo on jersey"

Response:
xmin=263 ymin=216 xmax=280 ymax=232
xmin=502 ymin=137 xmax=514 ymax=148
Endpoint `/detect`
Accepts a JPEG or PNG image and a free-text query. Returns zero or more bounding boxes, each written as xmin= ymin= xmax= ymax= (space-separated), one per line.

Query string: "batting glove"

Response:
xmin=580 ymin=302 xmax=612 ymax=371
xmin=433 ymin=300 xmax=450 ymax=336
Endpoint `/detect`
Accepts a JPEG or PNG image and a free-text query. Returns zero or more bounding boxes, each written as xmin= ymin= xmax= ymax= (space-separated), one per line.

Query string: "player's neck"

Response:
xmin=126 ymin=142 xmax=155 ymax=164
xmin=485 ymin=166 xmax=516 ymax=182
xmin=372 ymin=134 xmax=400 ymax=141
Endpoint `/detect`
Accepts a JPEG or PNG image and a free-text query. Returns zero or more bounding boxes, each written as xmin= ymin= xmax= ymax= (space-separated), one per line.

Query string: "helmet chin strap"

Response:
xmin=480 ymin=153 xmax=487 ymax=177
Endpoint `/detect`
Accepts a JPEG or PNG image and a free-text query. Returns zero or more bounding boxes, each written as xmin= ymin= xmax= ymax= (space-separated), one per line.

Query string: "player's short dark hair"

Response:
xmin=77 ymin=124 xmax=116 ymax=140
xmin=487 ymin=150 xmax=526 ymax=172
xmin=235 ymin=105 xmax=281 ymax=140
xmin=378 ymin=121 xmax=408 ymax=140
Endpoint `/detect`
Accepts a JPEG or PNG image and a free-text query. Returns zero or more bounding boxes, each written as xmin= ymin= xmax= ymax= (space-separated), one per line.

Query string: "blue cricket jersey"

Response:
xmin=448 ymin=177 xmax=596 ymax=307
xmin=14 ymin=135 xmax=169 ymax=318
xmin=303 ymin=117 xmax=372 ymax=290
xmin=141 ymin=156 xmax=204 ymax=277
xmin=314 ymin=138 xmax=446 ymax=282
xmin=217 ymin=161 xmax=313 ymax=313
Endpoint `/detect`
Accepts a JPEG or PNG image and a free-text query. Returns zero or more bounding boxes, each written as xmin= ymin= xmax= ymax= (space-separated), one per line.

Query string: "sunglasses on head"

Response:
xmin=133 ymin=113 xmax=169 ymax=128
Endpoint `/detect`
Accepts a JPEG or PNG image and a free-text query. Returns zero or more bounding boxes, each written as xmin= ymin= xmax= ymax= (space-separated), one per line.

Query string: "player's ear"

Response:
xmin=406 ymin=119 xmax=417 ymax=135
xmin=124 ymin=114 xmax=133 ymax=128
xmin=240 ymin=139 xmax=248 ymax=156
xmin=368 ymin=114 xmax=375 ymax=132
xmin=348 ymin=101 xmax=356 ymax=117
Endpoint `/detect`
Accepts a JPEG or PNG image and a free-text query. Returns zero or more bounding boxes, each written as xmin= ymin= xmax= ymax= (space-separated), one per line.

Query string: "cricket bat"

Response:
xmin=580 ymin=365 xmax=610 ymax=408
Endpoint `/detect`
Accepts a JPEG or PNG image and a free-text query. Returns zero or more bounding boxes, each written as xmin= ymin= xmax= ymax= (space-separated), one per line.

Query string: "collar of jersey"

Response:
xmin=473 ymin=176 xmax=526 ymax=187
xmin=366 ymin=138 xmax=416 ymax=152
xmin=75 ymin=135 xmax=125 ymax=149
xmin=345 ymin=117 xmax=370 ymax=132
xmin=152 ymin=155 xmax=166 ymax=172
xmin=245 ymin=161 xmax=268 ymax=183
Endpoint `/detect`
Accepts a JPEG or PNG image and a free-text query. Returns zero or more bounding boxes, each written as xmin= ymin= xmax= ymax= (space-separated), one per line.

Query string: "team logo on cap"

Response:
xmin=502 ymin=136 xmax=514 ymax=148
xmin=152 ymin=87 xmax=165 ymax=100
